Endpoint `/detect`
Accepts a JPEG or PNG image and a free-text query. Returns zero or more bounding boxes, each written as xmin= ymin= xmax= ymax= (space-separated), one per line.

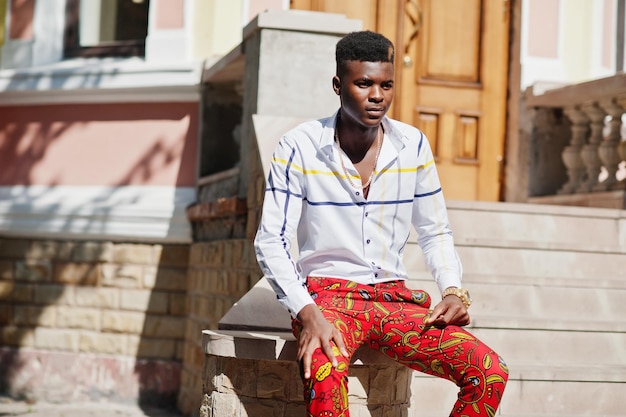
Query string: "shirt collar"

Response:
xmin=320 ymin=109 xmax=408 ymax=160
xmin=319 ymin=110 xmax=339 ymax=161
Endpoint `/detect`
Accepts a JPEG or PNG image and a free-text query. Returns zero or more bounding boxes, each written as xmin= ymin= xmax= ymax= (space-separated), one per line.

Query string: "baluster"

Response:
xmin=559 ymin=106 xmax=589 ymax=194
xmin=595 ymin=99 xmax=625 ymax=191
xmin=577 ymin=103 xmax=607 ymax=192
xmin=616 ymin=97 xmax=626 ymax=189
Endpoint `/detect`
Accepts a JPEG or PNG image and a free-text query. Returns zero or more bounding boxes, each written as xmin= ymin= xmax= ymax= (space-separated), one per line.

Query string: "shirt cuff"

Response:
xmin=437 ymin=275 xmax=463 ymax=294
xmin=280 ymin=285 xmax=316 ymax=318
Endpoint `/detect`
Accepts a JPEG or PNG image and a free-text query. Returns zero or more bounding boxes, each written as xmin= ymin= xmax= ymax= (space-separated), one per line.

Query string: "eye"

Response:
xmin=382 ymin=81 xmax=394 ymax=90
xmin=356 ymin=79 xmax=372 ymax=88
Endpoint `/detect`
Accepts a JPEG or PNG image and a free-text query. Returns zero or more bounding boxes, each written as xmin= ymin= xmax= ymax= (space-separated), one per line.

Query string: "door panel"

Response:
xmin=289 ymin=0 xmax=510 ymax=201
xmin=290 ymin=0 xmax=378 ymax=28
xmin=421 ymin=0 xmax=482 ymax=83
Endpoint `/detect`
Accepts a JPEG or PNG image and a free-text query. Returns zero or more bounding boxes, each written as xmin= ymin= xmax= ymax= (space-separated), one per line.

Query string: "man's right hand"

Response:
xmin=296 ymin=304 xmax=349 ymax=379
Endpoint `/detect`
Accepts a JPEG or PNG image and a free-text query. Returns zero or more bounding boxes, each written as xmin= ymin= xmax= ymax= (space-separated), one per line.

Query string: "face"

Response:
xmin=333 ymin=60 xmax=394 ymax=128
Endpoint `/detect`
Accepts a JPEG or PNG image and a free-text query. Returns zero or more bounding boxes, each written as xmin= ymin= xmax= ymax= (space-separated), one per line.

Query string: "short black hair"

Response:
xmin=335 ymin=31 xmax=395 ymax=75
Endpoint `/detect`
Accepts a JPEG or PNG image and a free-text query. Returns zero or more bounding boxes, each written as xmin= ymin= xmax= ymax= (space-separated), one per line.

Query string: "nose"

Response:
xmin=369 ymin=85 xmax=383 ymax=102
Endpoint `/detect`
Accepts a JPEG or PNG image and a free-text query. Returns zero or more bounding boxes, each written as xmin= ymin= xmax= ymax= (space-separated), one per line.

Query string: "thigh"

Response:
xmin=295 ymin=277 xmax=377 ymax=356
xmin=372 ymin=302 xmax=505 ymax=385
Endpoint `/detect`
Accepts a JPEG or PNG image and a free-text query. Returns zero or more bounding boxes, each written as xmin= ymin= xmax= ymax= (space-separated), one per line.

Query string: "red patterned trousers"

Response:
xmin=292 ymin=277 xmax=508 ymax=417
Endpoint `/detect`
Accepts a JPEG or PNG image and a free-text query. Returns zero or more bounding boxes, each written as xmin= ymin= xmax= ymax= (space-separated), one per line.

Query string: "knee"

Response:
xmin=462 ymin=351 xmax=508 ymax=394
xmin=306 ymin=348 xmax=350 ymax=384
xmin=303 ymin=348 xmax=350 ymax=406
xmin=489 ymin=352 xmax=509 ymax=383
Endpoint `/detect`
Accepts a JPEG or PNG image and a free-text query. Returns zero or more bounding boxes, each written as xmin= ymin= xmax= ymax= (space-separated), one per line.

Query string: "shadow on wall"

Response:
xmin=0 ymin=102 xmax=197 ymax=188
xmin=0 ymin=240 xmax=189 ymax=414
xmin=0 ymin=98 xmax=197 ymax=413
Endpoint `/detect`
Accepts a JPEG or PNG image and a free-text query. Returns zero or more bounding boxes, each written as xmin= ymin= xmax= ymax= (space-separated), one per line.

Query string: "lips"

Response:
xmin=366 ymin=107 xmax=385 ymax=112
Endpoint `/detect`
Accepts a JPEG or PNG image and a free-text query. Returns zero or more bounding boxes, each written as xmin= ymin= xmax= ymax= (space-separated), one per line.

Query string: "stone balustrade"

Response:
xmin=524 ymin=73 xmax=626 ymax=208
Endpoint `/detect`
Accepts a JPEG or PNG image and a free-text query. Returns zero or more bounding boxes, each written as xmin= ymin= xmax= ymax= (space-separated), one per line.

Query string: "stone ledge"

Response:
xmin=528 ymin=190 xmax=626 ymax=210
xmin=203 ymin=329 xmax=403 ymax=366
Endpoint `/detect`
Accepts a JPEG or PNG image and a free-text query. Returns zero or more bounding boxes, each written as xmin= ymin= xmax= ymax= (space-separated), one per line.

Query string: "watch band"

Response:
xmin=442 ymin=287 xmax=472 ymax=309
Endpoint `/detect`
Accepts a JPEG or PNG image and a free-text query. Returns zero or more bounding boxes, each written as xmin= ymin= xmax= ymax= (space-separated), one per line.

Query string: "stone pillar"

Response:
xmin=237 ymin=10 xmax=362 ymax=200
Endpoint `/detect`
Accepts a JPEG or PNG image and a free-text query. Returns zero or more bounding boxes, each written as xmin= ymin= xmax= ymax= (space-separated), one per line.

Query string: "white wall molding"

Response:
xmin=0 ymin=59 xmax=203 ymax=105
xmin=0 ymin=186 xmax=195 ymax=243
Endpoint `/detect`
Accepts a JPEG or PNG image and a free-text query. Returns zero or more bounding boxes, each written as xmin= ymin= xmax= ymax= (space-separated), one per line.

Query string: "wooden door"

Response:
xmin=290 ymin=0 xmax=510 ymax=201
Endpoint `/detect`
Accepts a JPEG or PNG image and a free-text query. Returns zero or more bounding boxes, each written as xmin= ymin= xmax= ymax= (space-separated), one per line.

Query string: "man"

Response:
xmin=254 ymin=30 xmax=508 ymax=416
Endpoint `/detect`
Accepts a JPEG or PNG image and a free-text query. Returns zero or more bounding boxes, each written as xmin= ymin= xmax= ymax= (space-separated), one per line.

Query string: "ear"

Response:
xmin=332 ymin=76 xmax=341 ymax=95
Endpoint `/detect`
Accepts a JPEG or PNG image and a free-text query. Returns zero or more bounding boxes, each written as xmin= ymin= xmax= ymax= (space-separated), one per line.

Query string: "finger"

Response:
xmin=426 ymin=306 xmax=444 ymax=324
xmin=321 ymin=340 xmax=337 ymax=367
xmin=333 ymin=331 xmax=349 ymax=357
xmin=296 ymin=335 xmax=308 ymax=361
xmin=302 ymin=350 xmax=312 ymax=380
xmin=452 ymin=310 xmax=470 ymax=326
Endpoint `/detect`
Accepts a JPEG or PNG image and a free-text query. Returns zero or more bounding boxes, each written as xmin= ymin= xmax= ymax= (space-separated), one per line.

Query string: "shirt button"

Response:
xmin=356 ymin=191 xmax=360 ymax=196
xmin=365 ymin=212 xmax=369 ymax=217
xmin=374 ymin=273 xmax=379 ymax=278
xmin=366 ymin=239 xmax=371 ymax=244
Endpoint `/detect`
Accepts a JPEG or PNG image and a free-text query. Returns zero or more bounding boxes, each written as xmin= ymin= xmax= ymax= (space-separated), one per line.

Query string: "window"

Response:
xmin=64 ymin=0 xmax=150 ymax=58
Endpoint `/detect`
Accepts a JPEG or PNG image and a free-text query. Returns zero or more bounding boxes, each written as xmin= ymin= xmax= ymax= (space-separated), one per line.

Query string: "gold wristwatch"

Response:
xmin=442 ymin=287 xmax=472 ymax=309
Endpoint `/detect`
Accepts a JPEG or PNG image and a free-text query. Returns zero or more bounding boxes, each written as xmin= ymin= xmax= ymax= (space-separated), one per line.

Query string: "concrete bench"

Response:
xmin=200 ymin=279 xmax=413 ymax=417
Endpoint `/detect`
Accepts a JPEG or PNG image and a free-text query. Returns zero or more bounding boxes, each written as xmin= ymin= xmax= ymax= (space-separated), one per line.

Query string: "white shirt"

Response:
xmin=254 ymin=111 xmax=463 ymax=316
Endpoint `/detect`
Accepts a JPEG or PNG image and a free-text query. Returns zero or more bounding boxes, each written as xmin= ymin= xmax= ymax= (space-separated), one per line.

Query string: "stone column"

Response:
xmin=559 ymin=106 xmax=589 ymax=194
xmin=616 ymin=97 xmax=626 ymax=190
xmin=595 ymin=99 xmax=625 ymax=191
xmin=577 ymin=103 xmax=606 ymax=192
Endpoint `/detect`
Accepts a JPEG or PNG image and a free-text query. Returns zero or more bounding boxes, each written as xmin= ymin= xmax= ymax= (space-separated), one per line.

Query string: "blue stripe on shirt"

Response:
xmin=265 ymin=188 xmax=442 ymax=204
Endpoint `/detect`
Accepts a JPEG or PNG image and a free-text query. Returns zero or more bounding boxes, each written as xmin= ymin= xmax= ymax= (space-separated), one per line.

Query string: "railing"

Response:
xmin=524 ymin=73 xmax=626 ymax=208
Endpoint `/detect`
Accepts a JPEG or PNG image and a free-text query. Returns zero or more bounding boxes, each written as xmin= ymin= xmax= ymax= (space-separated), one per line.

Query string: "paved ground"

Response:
xmin=0 ymin=397 xmax=184 ymax=417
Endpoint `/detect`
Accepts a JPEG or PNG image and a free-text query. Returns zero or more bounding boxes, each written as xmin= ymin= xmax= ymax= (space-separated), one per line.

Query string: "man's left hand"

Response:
xmin=425 ymin=295 xmax=470 ymax=327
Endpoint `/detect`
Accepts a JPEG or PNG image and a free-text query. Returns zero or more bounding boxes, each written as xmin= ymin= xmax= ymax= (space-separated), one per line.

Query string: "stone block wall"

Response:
xmin=201 ymin=353 xmax=412 ymax=417
xmin=0 ymin=237 xmax=189 ymax=406
xmin=177 ymin=239 xmax=261 ymax=416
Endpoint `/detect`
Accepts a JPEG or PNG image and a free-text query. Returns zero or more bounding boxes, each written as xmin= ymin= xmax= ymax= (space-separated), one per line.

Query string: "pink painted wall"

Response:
xmin=9 ymin=0 xmax=35 ymax=40
xmin=527 ymin=0 xmax=560 ymax=58
xmin=155 ymin=0 xmax=185 ymax=30
xmin=0 ymin=103 xmax=198 ymax=187
xmin=602 ymin=0 xmax=615 ymax=68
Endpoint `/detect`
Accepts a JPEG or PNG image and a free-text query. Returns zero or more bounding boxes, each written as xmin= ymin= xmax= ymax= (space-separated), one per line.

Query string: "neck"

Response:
xmin=335 ymin=114 xmax=381 ymax=161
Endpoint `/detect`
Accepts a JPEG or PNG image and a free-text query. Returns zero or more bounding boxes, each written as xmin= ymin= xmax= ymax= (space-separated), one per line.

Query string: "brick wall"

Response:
xmin=0 ymin=237 xmax=189 ymax=406
xmin=177 ymin=239 xmax=261 ymax=416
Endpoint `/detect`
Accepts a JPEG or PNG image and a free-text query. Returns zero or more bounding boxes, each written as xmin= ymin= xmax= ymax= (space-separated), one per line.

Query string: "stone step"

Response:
xmin=204 ymin=329 xmax=626 ymax=416
xmin=446 ymin=200 xmax=625 ymax=254
xmin=408 ymin=377 xmax=625 ymax=416
xmin=407 ymin=279 xmax=626 ymax=331
xmin=469 ymin=328 xmax=626 ymax=376
xmin=221 ymin=273 xmax=626 ymax=333
xmin=404 ymin=244 xmax=626 ymax=284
